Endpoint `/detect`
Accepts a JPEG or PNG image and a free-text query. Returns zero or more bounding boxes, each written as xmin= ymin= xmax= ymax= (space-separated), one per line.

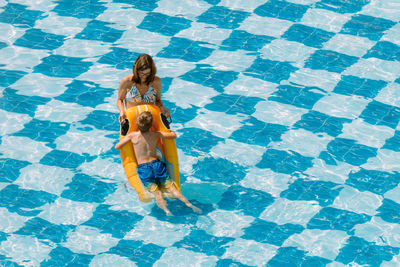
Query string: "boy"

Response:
xmin=115 ymin=111 xmax=201 ymax=216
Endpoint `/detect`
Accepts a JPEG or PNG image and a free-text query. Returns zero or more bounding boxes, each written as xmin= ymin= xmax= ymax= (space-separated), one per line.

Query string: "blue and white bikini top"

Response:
xmin=125 ymin=83 xmax=156 ymax=104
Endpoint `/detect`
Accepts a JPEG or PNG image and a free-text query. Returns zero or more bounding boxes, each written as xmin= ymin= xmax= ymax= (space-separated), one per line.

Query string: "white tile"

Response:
xmin=163 ymin=78 xmax=219 ymax=109
xmin=375 ymin=82 xmax=400 ymax=108
xmin=96 ymin=3 xmax=147 ymax=30
xmin=385 ymin=184 xmax=400 ymax=204
xmin=300 ymin=8 xmax=352 ymax=33
xmin=222 ymin=238 xmax=278 ymax=266
xmin=0 ymin=22 xmax=26 ymax=44
xmin=0 ymin=235 xmax=53 ymax=266
xmin=79 ymin=157 xmax=124 ymax=183
xmin=260 ymin=38 xmax=316 ymax=68
xmin=354 ymin=217 xmax=400 ymax=247
xmin=8 ymin=0 xmax=55 ymax=12
xmin=54 ymin=39 xmax=112 ymax=59
xmin=286 ymin=0 xmax=319 ymax=4
xmin=0 ymin=208 xmax=30 ymax=233
xmin=199 ymin=49 xmax=257 ymax=72
xmin=175 ymin=21 xmax=232 ymax=46
xmin=15 ymin=164 xmax=74 ymax=195
xmin=381 ymin=23 xmax=400 ymax=46
xmin=223 ymin=73 xmax=278 ymax=99
xmin=196 ymin=210 xmax=254 ymax=238
xmin=78 ymin=64 xmax=126 ymax=90
xmin=153 ymin=57 xmax=197 ymax=78
xmin=155 ymin=0 xmax=211 ymax=20
xmin=240 ymin=167 xmax=292 ymax=197
xmin=154 ymin=247 xmax=218 ymax=267
xmin=270 ymin=129 xmax=334 ymax=157
xmin=124 ymin=216 xmax=191 ymax=247
xmin=11 ymin=73 xmax=71 ymax=97
xmin=35 ymin=12 xmax=90 ymax=37
xmin=63 ymin=226 xmax=120 ymax=254
xmin=381 ymin=254 xmax=400 ymax=267
xmin=313 ymin=93 xmax=370 ymax=120
xmin=323 ymin=33 xmax=376 ymax=58
xmin=35 ymin=99 xmax=94 ymax=123
xmin=0 ymin=45 xmax=48 ymax=72
xmin=288 ymin=68 xmax=341 ymax=92
xmin=0 ymin=110 xmax=31 ymax=136
xmin=39 ymin=197 xmax=98 ymax=226
xmin=343 ymin=58 xmax=400 ymax=82
xmin=360 ymin=0 xmax=400 ymax=21
xmin=238 ymin=15 xmax=293 ymax=38
xmin=185 ymin=109 xmax=247 ymax=138
xmin=362 ymin=149 xmax=400 ymax=172
xmin=218 ymin=0 xmax=267 ymax=12
xmin=90 ymin=253 xmax=138 ymax=267
xmin=210 ymin=139 xmax=266 ymax=167
xmin=304 ymin=159 xmax=358 ymax=184
xmin=284 ymin=229 xmax=349 ymax=260
xmin=260 ymin=198 xmax=321 ymax=226
xmin=0 ymin=136 xmax=51 ymax=163
xmin=331 ymin=185 xmax=382 ymax=216
xmin=253 ymin=100 xmax=308 ymax=126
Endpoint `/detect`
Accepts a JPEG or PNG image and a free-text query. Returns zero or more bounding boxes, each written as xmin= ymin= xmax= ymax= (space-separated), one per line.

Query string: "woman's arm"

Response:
xmin=153 ymin=77 xmax=170 ymax=118
xmin=158 ymin=131 xmax=177 ymax=139
xmin=117 ymin=76 xmax=130 ymax=123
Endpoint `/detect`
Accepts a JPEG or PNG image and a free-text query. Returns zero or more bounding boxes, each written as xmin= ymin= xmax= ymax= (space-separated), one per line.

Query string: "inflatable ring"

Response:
xmin=119 ymin=104 xmax=180 ymax=202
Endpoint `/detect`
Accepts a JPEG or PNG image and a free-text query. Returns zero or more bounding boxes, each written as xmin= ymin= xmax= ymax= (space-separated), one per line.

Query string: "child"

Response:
xmin=115 ymin=111 xmax=202 ymax=216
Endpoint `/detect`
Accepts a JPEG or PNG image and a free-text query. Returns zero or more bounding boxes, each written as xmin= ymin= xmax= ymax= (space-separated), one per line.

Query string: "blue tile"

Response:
xmin=98 ymin=48 xmax=139 ymax=70
xmin=269 ymin=84 xmax=326 ymax=109
xmin=14 ymin=28 xmax=65 ymax=50
xmin=307 ymin=207 xmax=371 ymax=231
xmin=174 ymin=230 xmax=234 ymax=256
xmin=0 ymin=158 xmax=31 ymax=183
xmin=41 ymin=246 xmax=94 ymax=267
xmin=193 ymin=157 xmax=246 ymax=184
xmin=15 ymin=217 xmax=74 ymax=243
xmin=364 ymin=41 xmax=400 ymax=62
xmin=244 ymin=57 xmax=298 ymax=84
xmin=281 ymin=179 xmax=342 ymax=206
xmin=0 ymin=184 xmax=57 ymax=216
xmin=294 ymin=110 xmax=351 ymax=137
xmin=80 ymin=110 xmax=119 ymax=131
xmin=205 ymin=94 xmax=264 ymax=115
xmin=75 ymin=20 xmax=124 ymax=43
xmin=177 ymin=128 xmax=224 ymax=157
xmin=229 ymin=117 xmax=289 ymax=146
xmin=216 ymin=259 xmax=248 ymax=267
xmin=82 ymin=204 xmax=143 ymax=238
xmin=0 ymin=231 xmax=7 ymax=242
xmin=0 ymin=3 xmax=44 ymax=28
xmin=383 ymin=131 xmax=400 ymax=152
xmin=333 ymin=75 xmax=387 ymax=98
xmin=40 ymin=150 xmax=87 ymax=169
xmin=34 ymin=55 xmax=93 ymax=78
xmin=257 ymin=149 xmax=314 ymax=174
xmin=112 ymin=0 xmax=158 ymax=11
xmin=157 ymin=37 xmax=215 ymax=62
xmin=12 ymin=119 xmax=70 ymax=144
xmin=377 ymin=199 xmax=400 ymax=224
xmin=197 ymin=6 xmax=250 ymax=29
xmin=0 ymin=258 xmax=23 ymax=267
xmin=341 ymin=14 xmax=396 ymax=41
xmin=203 ymin=0 xmax=220 ymax=4
xmin=336 ymin=236 xmax=400 ymax=266
xmin=167 ymin=101 xmax=199 ymax=124
xmin=218 ymin=185 xmax=274 ymax=217
xmin=282 ymin=24 xmax=335 ymax=48
xmin=138 ymin=12 xmax=191 ymax=36
xmin=180 ymin=65 xmax=238 ymax=92
xmin=324 ymin=138 xmax=377 ymax=166
xmin=108 ymin=240 xmax=165 ymax=267
xmin=254 ymin=0 xmax=309 ymax=22
xmin=221 ymin=30 xmax=275 ymax=51
xmin=52 ymin=0 xmax=107 ymax=19
xmin=61 ymin=173 xmax=117 ymax=203
xmin=242 ymin=219 xmax=304 ymax=246
xmin=267 ymin=247 xmax=331 ymax=266
xmin=316 ymin=0 xmax=370 ymax=14
xmin=346 ymin=169 xmax=400 ymax=195
xmin=55 ymin=80 xmax=114 ymax=107
xmin=0 ymin=69 xmax=27 ymax=87
xmin=360 ymin=100 xmax=400 ymax=129
xmin=0 ymin=41 xmax=7 ymax=50
xmin=305 ymin=50 xmax=359 ymax=73
xmin=0 ymin=88 xmax=50 ymax=116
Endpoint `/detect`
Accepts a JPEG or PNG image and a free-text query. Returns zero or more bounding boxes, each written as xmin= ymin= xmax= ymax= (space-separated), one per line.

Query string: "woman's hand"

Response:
xmin=119 ymin=110 xmax=127 ymax=124
xmin=160 ymin=106 xmax=170 ymax=118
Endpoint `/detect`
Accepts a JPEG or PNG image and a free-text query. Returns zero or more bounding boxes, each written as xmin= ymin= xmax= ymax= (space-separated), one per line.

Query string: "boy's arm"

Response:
xmin=158 ymin=131 xmax=177 ymax=139
xmin=115 ymin=134 xmax=133 ymax=150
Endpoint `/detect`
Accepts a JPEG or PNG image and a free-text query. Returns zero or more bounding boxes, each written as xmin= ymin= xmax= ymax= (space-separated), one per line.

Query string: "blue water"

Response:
xmin=1 ymin=0 xmax=400 ymax=266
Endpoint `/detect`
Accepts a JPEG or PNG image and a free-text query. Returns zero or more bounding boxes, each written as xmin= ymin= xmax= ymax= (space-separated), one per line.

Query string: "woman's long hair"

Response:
xmin=131 ymin=54 xmax=157 ymax=85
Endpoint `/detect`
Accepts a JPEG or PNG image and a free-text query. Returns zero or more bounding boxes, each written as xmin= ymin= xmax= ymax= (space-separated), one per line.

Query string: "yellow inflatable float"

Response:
xmin=119 ymin=104 xmax=180 ymax=202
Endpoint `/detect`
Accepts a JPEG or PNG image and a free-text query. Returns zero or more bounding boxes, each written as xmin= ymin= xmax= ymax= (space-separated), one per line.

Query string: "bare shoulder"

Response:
xmin=120 ymin=75 xmax=134 ymax=86
xmin=152 ymin=76 xmax=161 ymax=89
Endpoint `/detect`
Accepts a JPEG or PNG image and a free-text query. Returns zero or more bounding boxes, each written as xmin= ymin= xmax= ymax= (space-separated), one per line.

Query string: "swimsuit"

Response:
xmin=126 ymin=83 xmax=156 ymax=104
xmin=137 ymin=159 xmax=173 ymax=192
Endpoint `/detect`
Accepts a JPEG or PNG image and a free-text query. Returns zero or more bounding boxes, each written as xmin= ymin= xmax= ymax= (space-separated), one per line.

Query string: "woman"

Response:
xmin=117 ymin=54 xmax=170 ymax=124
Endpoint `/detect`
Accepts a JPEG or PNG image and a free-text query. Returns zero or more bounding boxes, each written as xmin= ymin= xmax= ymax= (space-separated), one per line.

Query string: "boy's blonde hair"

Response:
xmin=137 ymin=111 xmax=153 ymax=132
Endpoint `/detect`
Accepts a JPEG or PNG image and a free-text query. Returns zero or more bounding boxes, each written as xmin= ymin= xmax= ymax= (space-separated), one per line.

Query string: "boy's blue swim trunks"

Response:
xmin=137 ymin=159 xmax=173 ymax=192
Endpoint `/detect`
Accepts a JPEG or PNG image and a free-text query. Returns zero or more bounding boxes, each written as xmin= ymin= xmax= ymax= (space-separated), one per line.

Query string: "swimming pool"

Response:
xmin=1 ymin=0 xmax=400 ymax=266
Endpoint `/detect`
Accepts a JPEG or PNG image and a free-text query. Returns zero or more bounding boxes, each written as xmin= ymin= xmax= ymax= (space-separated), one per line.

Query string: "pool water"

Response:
xmin=1 ymin=0 xmax=400 ymax=266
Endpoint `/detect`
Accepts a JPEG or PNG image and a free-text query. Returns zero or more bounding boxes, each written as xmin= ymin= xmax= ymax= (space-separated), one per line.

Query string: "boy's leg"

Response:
xmin=152 ymin=189 xmax=173 ymax=216
xmin=166 ymin=184 xmax=202 ymax=214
